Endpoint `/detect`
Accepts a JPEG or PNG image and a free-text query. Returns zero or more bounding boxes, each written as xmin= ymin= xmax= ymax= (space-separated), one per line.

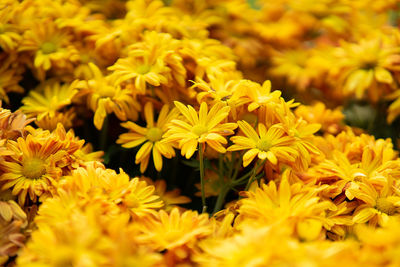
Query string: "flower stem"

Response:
xmin=244 ymin=159 xmax=266 ymax=192
xmin=199 ymin=143 xmax=207 ymax=213
xmin=213 ymin=186 xmax=229 ymax=214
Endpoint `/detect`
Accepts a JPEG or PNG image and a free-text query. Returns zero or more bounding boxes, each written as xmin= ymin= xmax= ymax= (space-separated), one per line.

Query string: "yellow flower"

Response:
xmin=295 ymin=102 xmax=344 ymax=134
xmin=0 ymin=2 xmax=22 ymax=52
xmin=73 ymin=62 xmax=141 ymax=130
xmin=348 ymin=178 xmax=400 ymax=227
xmin=117 ymin=102 xmax=178 ymax=172
xmin=228 ymin=120 xmax=297 ymax=167
xmin=137 ymin=207 xmax=211 ymax=251
xmin=34 ymin=108 xmax=76 ymax=131
xmin=108 ymin=48 xmax=169 ymax=94
xmin=165 ymin=101 xmax=237 ymax=159
xmin=332 ymin=37 xmax=400 ymax=101
xmin=242 ymin=80 xmax=282 ymax=112
xmin=18 ymin=20 xmax=79 ymax=80
xmin=237 ymin=176 xmax=335 ymax=240
xmin=19 ymin=80 xmax=77 ymax=122
xmin=60 ymin=164 xmax=164 ymax=218
xmin=0 ymin=135 xmax=67 ymax=205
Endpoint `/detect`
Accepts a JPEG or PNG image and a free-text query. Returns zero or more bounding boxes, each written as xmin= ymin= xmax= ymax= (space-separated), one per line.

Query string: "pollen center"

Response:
xmin=146 ymin=127 xmax=163 ymax=142
xmin=22 ymin=158 xmax=46 ymax=180
xmin=257 ymin=137 xmax=272 ymax=151
xmin=136 ymin=65 xmax=151 ymax=75
xmin=41 ymin=42 xmax=57 ymax=54
xmin=376 ymin=197 xmax=396 ymax=215
xmin=192 ymin=125 xmax=208 ymax=136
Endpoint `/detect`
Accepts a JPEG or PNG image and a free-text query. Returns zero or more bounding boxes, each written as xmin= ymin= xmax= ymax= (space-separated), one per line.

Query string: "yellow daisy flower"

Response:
xmin=0 ymin=2 xmax=22 ymax=52
xmin=60 ymin=164 xmax=164 ymax=218
xmin=117 ymin=102 xmax=178 ymax=172
xmin=108 ymin=49 xmax=169 ymax=94
xmin=295 ymin=102 xmax=344 ymax=134
xmin=18 ymin=19 xmax=79 ymax=80
xmin=332 ymin=37 xmax=400 ymax=101
xmin=165 ymin=101 xmax=237 ymax=159
xmin=228 ymin=120 xmax=297 ymax=167
xmin=73 ymin=62 xmax=141 ymax=130
xmin=19 ymin=80 xmax=77 ymax=122
xmin=0 ymin=134 xmax=66 ymax=205
xmin=137 ymin=207 xmax=211 ymax=251
xmin=348 ymin=178 xmax=400 ymax=227
xmin=237 ymin=177 xmax=335 ymax=240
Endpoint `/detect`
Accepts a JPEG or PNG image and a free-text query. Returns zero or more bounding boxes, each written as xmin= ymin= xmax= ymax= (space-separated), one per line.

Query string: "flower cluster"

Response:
xmin=1 ymin=0 xmax=400 ymax=266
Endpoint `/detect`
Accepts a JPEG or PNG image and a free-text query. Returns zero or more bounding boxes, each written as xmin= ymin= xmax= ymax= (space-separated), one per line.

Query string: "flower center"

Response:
xmin=22 ymin=158 xmax=46 ymax=180
xmin=136 ymin=65 xmax=151 ymax=75
xmin=41 ymin=42 xmax=57 ymax=54
xmin=257 ymin=137 xmax=272 ymax=151
xmin=376 ymin=197 xmax=396 ymax=215
xmin=146 ymin=127 xmax=163 ymax=142
xmin=192 ymin=125 xmax=208 ymax=136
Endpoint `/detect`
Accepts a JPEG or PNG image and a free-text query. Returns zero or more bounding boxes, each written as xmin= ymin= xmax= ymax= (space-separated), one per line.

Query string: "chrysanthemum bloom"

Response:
xmin=18 ymin=20 xmax=79 ymax=80
xmin=108 ymin=49 xmax=170 ymax=95
xmin=332 ymin=37 xmax=400 ymax=101
xmin=34 ymin=108 xmax=76 ymax=131
xmin=228 ymin=120 xmax=297 ymax=167
xmin=60 ymin=164 xmax=164 ymax=218
xmin=137 ymin=207 xmax=212 ymax=251
xmin=237 ymin=177 xmax=336 ymax=241
xmin=190 ymin=76 xmax=248 ymax=118
xmin=295 ymin=102 xmax=344 ymax=135
xmin=164 ymin=101 xmax=237 ymax=159
xmin=0 ymin=123 xmax=85 ymax=205
xmin=279 ymin=116 xmax=321 ymax=171
xmin=128 ymin=31 xmax=187 ymax=87
xmin=73 ymin=63 xmax=140 ymax=130
xmin=270 ymin=49 xmax=321 ymax=91
xmin=196 ymin=222 xmax=359 ymax=267
xmin=117 ymin=102 xmax=178 ymax=172
xmin=0 ymin=2 xmax=22 ymax=52
xmin=18 ymin=188 xmax=163 ymax=267
xmin=19 ymin=80 xmax=77 ymax=126
xmin=348 ymin=178 xmax=400 ymax=227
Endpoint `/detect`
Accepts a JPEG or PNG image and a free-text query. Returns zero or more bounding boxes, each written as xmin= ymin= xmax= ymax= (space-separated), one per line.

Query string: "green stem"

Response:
xmin=213 ymin=186 xmax=229 ymax=215
xmin=244 ymin=159 xmax=266 ymax=192
xmin=231 ymin=152 xmax=243 ymax=182
xmin=199 ymin=143 xmax=207 ymax=213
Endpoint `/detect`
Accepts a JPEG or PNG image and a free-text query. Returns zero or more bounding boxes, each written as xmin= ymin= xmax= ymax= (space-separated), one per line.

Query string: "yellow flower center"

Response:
xmin=192 ymin=125 xmax=208 ymax=136
xmin=22 ymin=158 xmax=46 ymax=180
xmin=257 ymin=137 xmax=272 ymax=151
xmin=136 ymin=65 xmax=151 ymax=75
xmin=376 ymin=197 xmax=396 ymax=215
xmin=146 ymin=127 xmax=163 ymax=142
xmin=41 ymin=42 xmax=57 ymax=54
